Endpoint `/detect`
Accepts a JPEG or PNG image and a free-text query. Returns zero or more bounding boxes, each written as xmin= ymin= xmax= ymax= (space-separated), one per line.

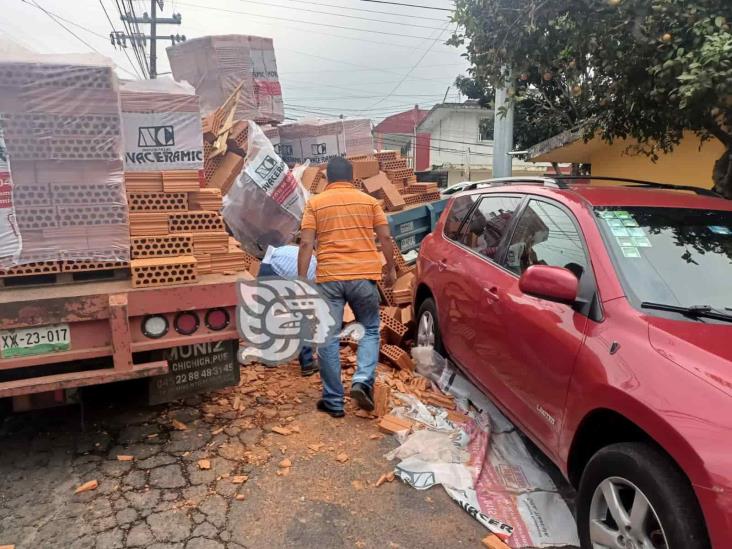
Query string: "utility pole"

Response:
xmin=117 ymin=1 xmax=185 ymax=79
xmin=492 ymin=69 xmax=514 ymax=178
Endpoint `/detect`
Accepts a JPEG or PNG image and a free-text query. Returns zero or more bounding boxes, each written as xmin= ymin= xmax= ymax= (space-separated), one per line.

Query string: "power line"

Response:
xmin=360 ymin=0 xmax=453 ymax=12
xmin=272 ymin=0 xmax=448 ymax=22
xmin=280 ymin=62 xmax=465 ymax=75
xmin=286 ymin=93 xmax=449 ymax=101
xmin=114 ymin=0 xmax=148 ymax=77
xmin=19 ymin=0 xmax=139 ymax=78
xmin=228 ymin=0 xmax=447 ymax=31
xmin=126 ymin=0 xmax=149 ymax=76
xmin=175 ymin=1 xmax=441 ymax=40
xmin=98 ymin=0 xmax=142 ymax=79
xmin=369 ymin=20 xmax=453 ymax=108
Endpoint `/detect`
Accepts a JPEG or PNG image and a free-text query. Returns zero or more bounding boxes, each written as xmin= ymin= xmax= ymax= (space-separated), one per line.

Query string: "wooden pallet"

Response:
xmin=0 ymin=267 xmax=130 ymax=289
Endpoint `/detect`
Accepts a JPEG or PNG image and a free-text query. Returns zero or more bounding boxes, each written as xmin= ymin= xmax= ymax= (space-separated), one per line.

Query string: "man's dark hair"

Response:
xmin=326 ymin=156 xmax=353 ymax=183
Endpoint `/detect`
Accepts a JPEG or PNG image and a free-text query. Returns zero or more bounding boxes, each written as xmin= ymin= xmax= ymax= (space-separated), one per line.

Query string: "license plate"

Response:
xmin=399 ymin=221 xmax=414 ymax=234
xmin=401 ymin=235 xmax=417 ymax=250
xmin=0 ymin=323 xmax=71 ymax=358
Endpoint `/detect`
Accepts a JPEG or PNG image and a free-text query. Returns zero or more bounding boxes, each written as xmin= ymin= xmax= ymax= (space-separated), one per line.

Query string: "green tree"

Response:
xmin=449 ymin=0 xmax=732 ymax=196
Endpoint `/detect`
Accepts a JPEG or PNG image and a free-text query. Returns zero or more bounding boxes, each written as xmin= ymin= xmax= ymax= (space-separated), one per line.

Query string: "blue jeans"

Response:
xmin=258 ymin=263 xmax=314 ymax=371
xmin=317 ymin=279 xmax=381 ymax=411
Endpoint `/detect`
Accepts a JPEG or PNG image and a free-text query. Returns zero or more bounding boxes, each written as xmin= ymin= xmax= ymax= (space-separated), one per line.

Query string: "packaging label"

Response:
xmin=245 ymin=148 xmax=302 ymax=217
xmin=0 ymin=126 xmax=22 ymax=267
xmin=123 ymin=111 xmax=204 ymax=171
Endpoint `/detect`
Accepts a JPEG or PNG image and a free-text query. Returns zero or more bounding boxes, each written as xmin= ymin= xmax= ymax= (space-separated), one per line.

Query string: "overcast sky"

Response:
xmin=1 ymin=0 xmax=469 ymax=123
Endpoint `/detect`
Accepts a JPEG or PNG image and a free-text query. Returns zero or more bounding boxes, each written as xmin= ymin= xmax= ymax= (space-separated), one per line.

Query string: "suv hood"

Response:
xmin=648 ymin=317 xmax=732 ymax=396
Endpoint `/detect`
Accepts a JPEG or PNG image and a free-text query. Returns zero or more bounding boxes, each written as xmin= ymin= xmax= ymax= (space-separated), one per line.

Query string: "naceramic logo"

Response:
xmin=138 ymin=125 xmax=175 ymax=148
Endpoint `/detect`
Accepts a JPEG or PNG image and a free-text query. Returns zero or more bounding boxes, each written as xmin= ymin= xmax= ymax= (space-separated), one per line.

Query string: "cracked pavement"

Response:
xmin=0 ymin=363 xmax=489 ymax=549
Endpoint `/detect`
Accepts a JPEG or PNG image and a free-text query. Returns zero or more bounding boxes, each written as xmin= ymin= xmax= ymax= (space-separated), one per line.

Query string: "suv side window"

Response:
xmin=443 ymin=194 xmax=479 ymax=240
xmin=505 ymin=199 xmax=588 ymax=278
xmin=456 ymin=196 xmax=522 ymax=260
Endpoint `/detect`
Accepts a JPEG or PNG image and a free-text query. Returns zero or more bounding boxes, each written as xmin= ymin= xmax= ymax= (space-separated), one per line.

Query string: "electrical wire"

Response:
xmin=286 ymin=93 xmax=449 ymax=101
xmin=99 ymin=0 xmax=143 ymax=79
xmin=114 ymin=0 xmax=148 ymax=77
xmin=228 ymin=0 xmax=448 ymax=31
xmin=272 ymin=0 xmax=448 ymax=22
xmin=127 ymin=0 xmax=149 ymax=74
xmin=19 ymin=0 xmax=140 ymax=78
xmin=369 ymin=20 xmax=453 ymax=108
xmin=360 ymin=0 xmax=453 ymax=12
xmin=280 ymin=62 xmax=465 ymax=75
xmin=175 ymin=1 xmax=442 ymax=40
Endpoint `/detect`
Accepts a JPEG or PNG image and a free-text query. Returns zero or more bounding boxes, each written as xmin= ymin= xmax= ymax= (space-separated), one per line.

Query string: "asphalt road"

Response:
xmin=0 ymin=364 xmax=494 ymax=549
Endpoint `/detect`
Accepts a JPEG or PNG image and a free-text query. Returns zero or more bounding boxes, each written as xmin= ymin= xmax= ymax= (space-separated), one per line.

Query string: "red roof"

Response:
xmin=374 ymin=108 xmax=430 ymax=134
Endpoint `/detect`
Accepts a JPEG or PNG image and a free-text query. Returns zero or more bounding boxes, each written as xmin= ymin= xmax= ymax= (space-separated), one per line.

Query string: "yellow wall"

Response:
xmin=589 ymin=132 xmax=724 ymax=189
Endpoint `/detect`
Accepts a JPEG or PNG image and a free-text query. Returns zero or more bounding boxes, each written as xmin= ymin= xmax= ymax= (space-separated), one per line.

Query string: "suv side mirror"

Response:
xmin=519 ymin=265 xmax=578 ymax=304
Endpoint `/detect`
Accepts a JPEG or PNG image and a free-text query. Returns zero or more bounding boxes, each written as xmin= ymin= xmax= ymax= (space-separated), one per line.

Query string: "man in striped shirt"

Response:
xmin=298 ymin=156 xmax=396 ymax=418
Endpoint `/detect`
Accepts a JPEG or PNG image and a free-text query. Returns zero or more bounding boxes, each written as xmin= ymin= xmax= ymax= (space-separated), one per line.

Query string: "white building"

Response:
xmin=416 ymin=101 xmax=548 ymax=186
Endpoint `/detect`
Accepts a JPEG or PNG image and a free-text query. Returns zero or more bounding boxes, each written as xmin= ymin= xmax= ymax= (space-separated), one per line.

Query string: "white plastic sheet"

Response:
xmin=222 ymin=121 xmax=307 ymax=257
xmin=0 ymin=126 xmax=21 ymax=267
xmin=0 ymin=50 xmax=129 ymax=268
xmin=167 ymin=35 xmax=283 ymax=123
xmin=277 ymin=118 xmax=373 ymax=164
xmin=393 ymin=348 xmax=580 ymax=548
xmin=120 ymin=78 xmax=204 ymax=172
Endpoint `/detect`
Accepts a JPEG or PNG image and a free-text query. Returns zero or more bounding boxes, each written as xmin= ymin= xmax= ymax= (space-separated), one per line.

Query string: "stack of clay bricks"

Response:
xmin=199 ymin=81 xmax=249 ymax=197
xmin=0 ymin=60 xmax=130 ymax=281
xmin=125 ymin=169 xmax=259 ymax=288
xmin=301 ymin=150 xmax=440 ymax=213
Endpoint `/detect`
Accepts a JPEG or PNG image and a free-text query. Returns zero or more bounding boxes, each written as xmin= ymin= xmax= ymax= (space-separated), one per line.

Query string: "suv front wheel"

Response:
xmin=416 ymin=297 xmax=444 ymax=355
xmin=577 ymin=442 xmax=709 ymax=549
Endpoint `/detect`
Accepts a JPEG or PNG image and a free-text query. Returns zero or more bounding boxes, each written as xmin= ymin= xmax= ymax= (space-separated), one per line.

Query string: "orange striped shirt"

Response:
xmin=301 ymin=181 xmax=388 ymax=283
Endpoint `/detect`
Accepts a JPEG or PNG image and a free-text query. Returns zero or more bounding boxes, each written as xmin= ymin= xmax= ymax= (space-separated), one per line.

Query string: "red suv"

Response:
xmin=414 ymin=177 xmax=732 ymax=549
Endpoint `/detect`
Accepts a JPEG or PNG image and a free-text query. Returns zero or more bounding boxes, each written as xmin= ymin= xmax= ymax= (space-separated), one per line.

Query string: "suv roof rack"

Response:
xmin=462 ymin=177 xmax=569 ymax=192
xmin=554 ymin=175 xmax=721 ymax=197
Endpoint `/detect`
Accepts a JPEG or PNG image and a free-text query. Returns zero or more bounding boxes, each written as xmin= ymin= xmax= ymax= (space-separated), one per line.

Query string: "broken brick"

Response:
xmin=74 ymin=480 xmax=98 ymax=494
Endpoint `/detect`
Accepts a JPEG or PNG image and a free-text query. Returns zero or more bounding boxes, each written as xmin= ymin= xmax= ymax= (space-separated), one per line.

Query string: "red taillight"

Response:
xmin=205 ymin=308 xmax=230 ymax=331
xmin=174 ymin=311 xmax=199 ymax=335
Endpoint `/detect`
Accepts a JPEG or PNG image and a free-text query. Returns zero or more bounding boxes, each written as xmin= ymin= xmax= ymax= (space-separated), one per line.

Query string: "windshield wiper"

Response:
xmin=641 ymin=302 xmax=732 ymax=323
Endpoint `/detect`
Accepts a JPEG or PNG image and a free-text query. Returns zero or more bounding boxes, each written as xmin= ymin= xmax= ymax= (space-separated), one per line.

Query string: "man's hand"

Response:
xmin=383 ymin=265 xmax=397 ymax=287
xmin=298 ymin=228 xmax=316 ymax=278
xmin=375 ymin=224 xmax=397 ymax=286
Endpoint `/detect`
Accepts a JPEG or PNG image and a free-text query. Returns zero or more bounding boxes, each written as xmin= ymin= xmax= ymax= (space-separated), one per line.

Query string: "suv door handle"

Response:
xmin=484 ymin=286 xmax=500 ymax=303
xmin=437 ymin=259 xmax=448 ymax=272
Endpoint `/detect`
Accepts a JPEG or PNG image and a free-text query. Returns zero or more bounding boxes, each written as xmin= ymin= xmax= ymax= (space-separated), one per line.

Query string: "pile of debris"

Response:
xmin=301 ymin=150 xmax=441 ymax=212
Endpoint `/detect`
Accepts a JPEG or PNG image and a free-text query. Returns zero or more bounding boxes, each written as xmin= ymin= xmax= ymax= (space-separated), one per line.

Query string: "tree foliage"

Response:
xmin=449 ymin=0 xmax=732 ymax=196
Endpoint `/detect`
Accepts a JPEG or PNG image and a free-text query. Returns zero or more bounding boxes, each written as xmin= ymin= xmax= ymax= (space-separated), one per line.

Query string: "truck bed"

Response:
xmin=0 ymin=273 xmax=241 ymax=307
xmin=0 ymin=273 xmax=246 ymax=398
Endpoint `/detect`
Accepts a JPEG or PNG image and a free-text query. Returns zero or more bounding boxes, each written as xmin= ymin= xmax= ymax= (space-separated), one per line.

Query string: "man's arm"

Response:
xmin=375 ymin=224 xmax=397 ymax=287
xmin=298 ymin=228 xmax=316 ymax=278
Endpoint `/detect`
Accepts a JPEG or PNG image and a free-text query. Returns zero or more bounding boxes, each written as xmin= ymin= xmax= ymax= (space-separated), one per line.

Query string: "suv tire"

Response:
xmin=416 ymin=297 xmax=444 ymax=355
xmin=577 ymin=442 xmax=709 ymax=549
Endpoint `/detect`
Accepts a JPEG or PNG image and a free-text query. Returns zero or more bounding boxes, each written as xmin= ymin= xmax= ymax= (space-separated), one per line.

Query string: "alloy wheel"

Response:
xmin=589 ymin=476 xmax=668 ymax=549
xmin=417 ymin=310 xmax=435 ymax=347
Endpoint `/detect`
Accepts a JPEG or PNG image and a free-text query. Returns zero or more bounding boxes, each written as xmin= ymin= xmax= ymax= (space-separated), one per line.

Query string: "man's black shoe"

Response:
xmin=316 ymin=399 xmax=345 ymax=418
xmin=300 ymin=361 xmax=319 ymax=377
xmin=350 ymin=383 xmax=374 ymax=412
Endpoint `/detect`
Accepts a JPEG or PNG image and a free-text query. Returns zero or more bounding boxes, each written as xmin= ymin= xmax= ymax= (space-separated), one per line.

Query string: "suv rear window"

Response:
xmin=443 ymin=194 xmax=479 ymax=240
xmin=454 ymin=196 xmax=522 ymax=260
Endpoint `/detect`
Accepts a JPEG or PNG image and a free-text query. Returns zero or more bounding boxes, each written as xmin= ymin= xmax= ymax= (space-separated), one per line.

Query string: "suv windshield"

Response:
xmin=595 ymin=206 xmax=732 ymax=311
